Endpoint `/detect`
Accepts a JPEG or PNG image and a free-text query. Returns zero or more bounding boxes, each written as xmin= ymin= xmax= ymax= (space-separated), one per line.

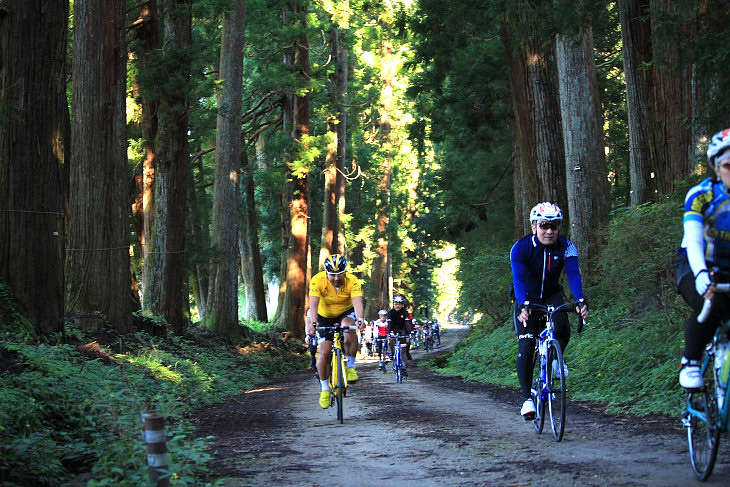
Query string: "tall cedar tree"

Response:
xmin=66 ymin=0 xmax=134 ymax=332
xmin=143 ymin=0 xmax=192 ymax=334
xmin=0 ymin=0 xmax=68 ymax=334
xmin=208 ymin=0 xmax=245 ymax=336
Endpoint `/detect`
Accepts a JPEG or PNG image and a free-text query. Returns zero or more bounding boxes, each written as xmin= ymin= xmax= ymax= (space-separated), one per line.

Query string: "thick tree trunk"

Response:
xmin=619 ymin=0 xmax=658 ymax=206
xmin=66 ymin=0 xmax=133 ymax=332
xmin=208 ymin=0 xmax=245 ymax=336
xmin=143 ymin=0 xmax=192 ymax=334
xmin=555 ymin=23 xmax=610 ymax=278
xmin=0 ymin=0 xmax=67 ymax=334
xmin=502 ymin=11 xmax=567 ymax=237
xmin=280 ymin=1 xmax=310 ymax=338
xmin=650 ymin=0 xmax=695 ymax=192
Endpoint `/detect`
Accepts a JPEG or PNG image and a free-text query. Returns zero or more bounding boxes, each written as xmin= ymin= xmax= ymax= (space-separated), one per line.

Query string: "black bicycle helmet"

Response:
xmin=323 ymin=254 xmax=347 ymax=274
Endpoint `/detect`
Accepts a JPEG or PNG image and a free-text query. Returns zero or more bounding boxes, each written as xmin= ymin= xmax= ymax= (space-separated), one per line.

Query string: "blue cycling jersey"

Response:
xmin=510 ymin=234 xmax=584 ymax=305
xmin=682 ymin=177 xmax=730 ymax=270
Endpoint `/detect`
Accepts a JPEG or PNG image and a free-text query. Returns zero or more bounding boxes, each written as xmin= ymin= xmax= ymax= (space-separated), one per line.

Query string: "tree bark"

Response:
xmin=277 ymin=0 xmax=310 ymax=338
xmin=619 ymin=0 xmax=658 ymax=206
xmin=143 ymin=0 xmax=192 ymax=334
xmin=502 ymin=9 xmax=567 ymax=238
xmin=555 ymin=20 xmax=610 ymax=278
xmin=66 ymin=0 xmax=133 ymax=332
xmin=207 ymin=0 xmax=245 ymax=336
xmin=0 ymin=0 xmax=67 ymax=334
xmin=239 ymin=149 xmax=268 ymax=322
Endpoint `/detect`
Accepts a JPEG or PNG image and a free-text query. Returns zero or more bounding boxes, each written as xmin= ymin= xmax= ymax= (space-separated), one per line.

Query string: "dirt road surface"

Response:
xmin=195 ymin=325 xmax=730 ymax=486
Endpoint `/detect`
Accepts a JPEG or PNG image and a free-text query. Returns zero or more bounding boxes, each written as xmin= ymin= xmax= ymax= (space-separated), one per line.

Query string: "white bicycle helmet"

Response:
xmin=529 ymin=202 xmax=563 ymax=223
xmin=707 ymin=128 xmax=730 ymax=167
xmin=378 ymin=309 xmax=388 ymax=316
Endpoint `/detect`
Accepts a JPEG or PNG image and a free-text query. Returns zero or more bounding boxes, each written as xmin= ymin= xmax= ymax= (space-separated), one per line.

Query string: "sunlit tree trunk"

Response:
xmin=502 ymin=6 xmax=566 ymax=238
xmin=143 ymin=0 xmax=192 ymax=334
xmin=207 ymin=0 xmax=245 ymax=336
xmin=0 ymin=0 xmax=67 ymax=334
xmin=66 ymin=0 xmax=134 ymax=332
xmin=276 ymin=0 xmax=310 ymax=338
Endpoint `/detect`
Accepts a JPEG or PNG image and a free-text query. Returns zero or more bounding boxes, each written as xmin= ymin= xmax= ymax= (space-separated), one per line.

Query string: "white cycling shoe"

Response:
xmin=679 ymin=360 xmax=703 ymax=389
xmin=521 ymin=398 xmax=536 ymax=420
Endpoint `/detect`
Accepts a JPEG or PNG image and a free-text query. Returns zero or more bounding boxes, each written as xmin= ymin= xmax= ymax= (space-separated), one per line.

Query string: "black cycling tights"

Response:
xmin=678 ymin=273 xmax=730 ymax=360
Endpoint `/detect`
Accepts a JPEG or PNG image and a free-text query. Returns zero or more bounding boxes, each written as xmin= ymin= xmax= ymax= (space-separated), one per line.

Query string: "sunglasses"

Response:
xmin=538 ymin=221 xmax=560 ymax=230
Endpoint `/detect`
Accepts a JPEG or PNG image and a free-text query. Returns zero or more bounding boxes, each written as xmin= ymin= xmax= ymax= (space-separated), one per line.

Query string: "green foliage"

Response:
xmin=0 ymin=279 xmax=35 ymax=336
xmin=432 ymin=192 xmax=696 ymax=417
xmin=0 ymin=324 xmax=307 ymax=486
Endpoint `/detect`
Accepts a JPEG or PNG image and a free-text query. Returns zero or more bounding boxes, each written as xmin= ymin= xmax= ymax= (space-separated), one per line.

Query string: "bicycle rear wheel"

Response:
xmin=531 ymin=348 xmax=545 ymax=434
xmin=687 ymin=381 xmax=720 ymax=480
xmin=547 ymin=341 xmax=566 ymax=441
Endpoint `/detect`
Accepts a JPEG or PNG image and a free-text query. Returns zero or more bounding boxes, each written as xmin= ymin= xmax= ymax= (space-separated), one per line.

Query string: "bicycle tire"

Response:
xmin=335 ymin=351 xmax=345 ymax=423
xmin=531 ymin=347 xmax=545 ymax=434
xmin=687 ymin=370 xmax=720 ymax=480
xmin=394 ymin=348 xmax=403 ymax=383
xmin=547 ymin=341 xmax=566 ymax=441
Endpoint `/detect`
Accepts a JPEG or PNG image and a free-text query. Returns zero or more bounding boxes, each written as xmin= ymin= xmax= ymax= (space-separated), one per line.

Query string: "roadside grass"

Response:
xmin=428 ymin=193 xmax=693 ymax=418
xmin=0 ymin=319 xmax=307 ymax=486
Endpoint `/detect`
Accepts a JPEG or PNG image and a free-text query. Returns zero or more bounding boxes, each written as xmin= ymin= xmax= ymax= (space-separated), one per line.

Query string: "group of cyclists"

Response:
xmin=361 ymin=316 xmax=441 ymax=359
xmin=304 ymin=253 xmax=443 ymax=409
xmin=305 ymin=126 xmax=730 ymax=427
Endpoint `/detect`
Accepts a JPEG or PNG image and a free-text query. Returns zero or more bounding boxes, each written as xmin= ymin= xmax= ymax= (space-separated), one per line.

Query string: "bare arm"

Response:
xmin=307 ymin=296 xmax=320 ymax=334
xmin=352 ymin=295 xmax=365 ymax=330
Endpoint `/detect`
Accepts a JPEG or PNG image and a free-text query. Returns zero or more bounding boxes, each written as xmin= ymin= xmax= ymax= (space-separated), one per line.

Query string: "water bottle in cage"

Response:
xmin=715 ymin=336 xmax=728 ymax=409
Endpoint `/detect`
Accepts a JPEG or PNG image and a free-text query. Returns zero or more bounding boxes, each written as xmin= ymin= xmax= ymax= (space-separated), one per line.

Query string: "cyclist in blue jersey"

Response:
xmin=510 ymin=202 xmax=588 ymax=420
xmin=676 ymin=128 xmax=730 ymax=389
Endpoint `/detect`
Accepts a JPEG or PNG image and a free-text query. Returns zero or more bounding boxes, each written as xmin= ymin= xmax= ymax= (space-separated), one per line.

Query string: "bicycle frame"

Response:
xmin=686 ymin=323 xmax=730 ymax=432
xmin=317 ymin=324 xmax=357 ymax=423
xmin=391 ymin=334 xmax=408 ymax=383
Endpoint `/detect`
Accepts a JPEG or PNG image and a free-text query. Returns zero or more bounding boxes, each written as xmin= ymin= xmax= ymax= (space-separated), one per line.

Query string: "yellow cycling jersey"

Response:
xmin=309 ymin=271 xmax=363 ymax=318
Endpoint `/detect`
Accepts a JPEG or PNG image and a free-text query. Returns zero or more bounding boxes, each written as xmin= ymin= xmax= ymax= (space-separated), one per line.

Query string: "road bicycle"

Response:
xmin=375 ymin=337 xmax=389 ymax=373
xmin=681 ymin=279 xmax=730 ymax=481
xmin=390 ymin=334 xmax=409 ymax=383
xmin=528 ymin=301 xmax=585 ymax=442
xmin=317 ymin=324 xmax=358 ymax=424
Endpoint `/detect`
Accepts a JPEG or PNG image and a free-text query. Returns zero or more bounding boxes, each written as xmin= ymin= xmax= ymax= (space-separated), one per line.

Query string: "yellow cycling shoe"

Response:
xmin=319 ymin=390 xmax=331 ymax=409
xmin=346 ymin=367 xmax=358 ymax=383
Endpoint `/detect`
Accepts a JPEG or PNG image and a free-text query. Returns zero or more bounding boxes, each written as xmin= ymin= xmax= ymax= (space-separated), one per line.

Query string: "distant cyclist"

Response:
xmin=304 ymin=308 xmax=317 ymax=372
xmin=676 ymin=128 xmax=730 ymax=389
xmin=388 ymin=295 xmax=412 ymax=370
xmin=307 ymin=254 xmax=366 ymax=409
xmin=432 ymin=319 xmax=441 ymax=346
xmin=373 ymin=310 xmax=390 ymax=369
xmin=510 ymin=202 xmax=588 ymax=420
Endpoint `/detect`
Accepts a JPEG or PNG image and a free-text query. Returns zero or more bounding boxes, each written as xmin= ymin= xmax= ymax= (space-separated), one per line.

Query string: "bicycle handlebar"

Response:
xmin=315 ymin=324 xmax=360 ymax=332
xmin=698 ymin=282 xmax=730 ymax=323
xmin=527 ymin=301 xmax=587 ymax=333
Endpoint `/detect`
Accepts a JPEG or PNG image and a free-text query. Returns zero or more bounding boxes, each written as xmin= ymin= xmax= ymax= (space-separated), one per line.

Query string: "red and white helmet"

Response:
xmin=707 ymin=128 xmax=730 ymax=167
xmin=529 ymin=202 xmax=563 ymax=223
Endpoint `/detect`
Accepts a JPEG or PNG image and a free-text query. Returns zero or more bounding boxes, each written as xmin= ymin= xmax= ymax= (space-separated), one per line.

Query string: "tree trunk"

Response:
xmin=143 ymin=0 xmax=192 ymax=334
xmin=502 ymin=10 xmax=567 ymax=236
xmin=207 ymin=0 xmax=245 ymax=336
xmin=280 ymin=0 xmax=311 ymax=339
xmin=555 ymin=21 xmax=610 ymax=278
xmin=650 ymin=0 xmax=695 ymax=192
xmin=239 ymin=149 xmax=268 ymax=322
xmin=619 ymin=0 xmax=658 ymax=206
xmin=0 ymin=0 xmax=67 ymax=334
xmin=66 ymin=0 xmax=133 ymax=332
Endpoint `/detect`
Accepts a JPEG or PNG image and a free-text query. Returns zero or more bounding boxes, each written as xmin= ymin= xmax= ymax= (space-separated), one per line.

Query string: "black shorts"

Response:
xmin=315 ymin=308 xmax=355 ymax=342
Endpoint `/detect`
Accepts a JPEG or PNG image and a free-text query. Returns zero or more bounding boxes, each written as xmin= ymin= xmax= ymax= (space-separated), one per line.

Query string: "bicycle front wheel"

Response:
xmin=547 ymin=341 xmax=566 ymax=441
xmin=332 ymin=349 xmax=345 ymax=424
xmin=687 ymin=386 xmax=720 ymax=480
xmin=531 ymin=347 xmax=545 ymax=434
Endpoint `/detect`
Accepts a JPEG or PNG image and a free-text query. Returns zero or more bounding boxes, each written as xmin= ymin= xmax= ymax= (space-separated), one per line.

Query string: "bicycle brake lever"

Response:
xmin=577 ymin=318 xmax=584 ymax=334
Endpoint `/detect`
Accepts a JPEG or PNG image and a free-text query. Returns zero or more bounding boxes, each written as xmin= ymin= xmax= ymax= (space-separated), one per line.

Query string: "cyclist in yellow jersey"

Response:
xmin=306 ymin=254 xmax=365 ymax=409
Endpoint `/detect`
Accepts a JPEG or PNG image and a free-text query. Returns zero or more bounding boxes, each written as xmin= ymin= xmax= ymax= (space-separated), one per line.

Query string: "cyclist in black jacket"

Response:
xmin=387 ymin=295 xmax=412 ymax=370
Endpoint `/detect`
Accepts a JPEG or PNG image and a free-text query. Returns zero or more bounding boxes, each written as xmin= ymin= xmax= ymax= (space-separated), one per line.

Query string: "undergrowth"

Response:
xmin=431 ymin=192 xmax=694 ymax=417
xmin=0 ymin=321 xmax=307 ymax=486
